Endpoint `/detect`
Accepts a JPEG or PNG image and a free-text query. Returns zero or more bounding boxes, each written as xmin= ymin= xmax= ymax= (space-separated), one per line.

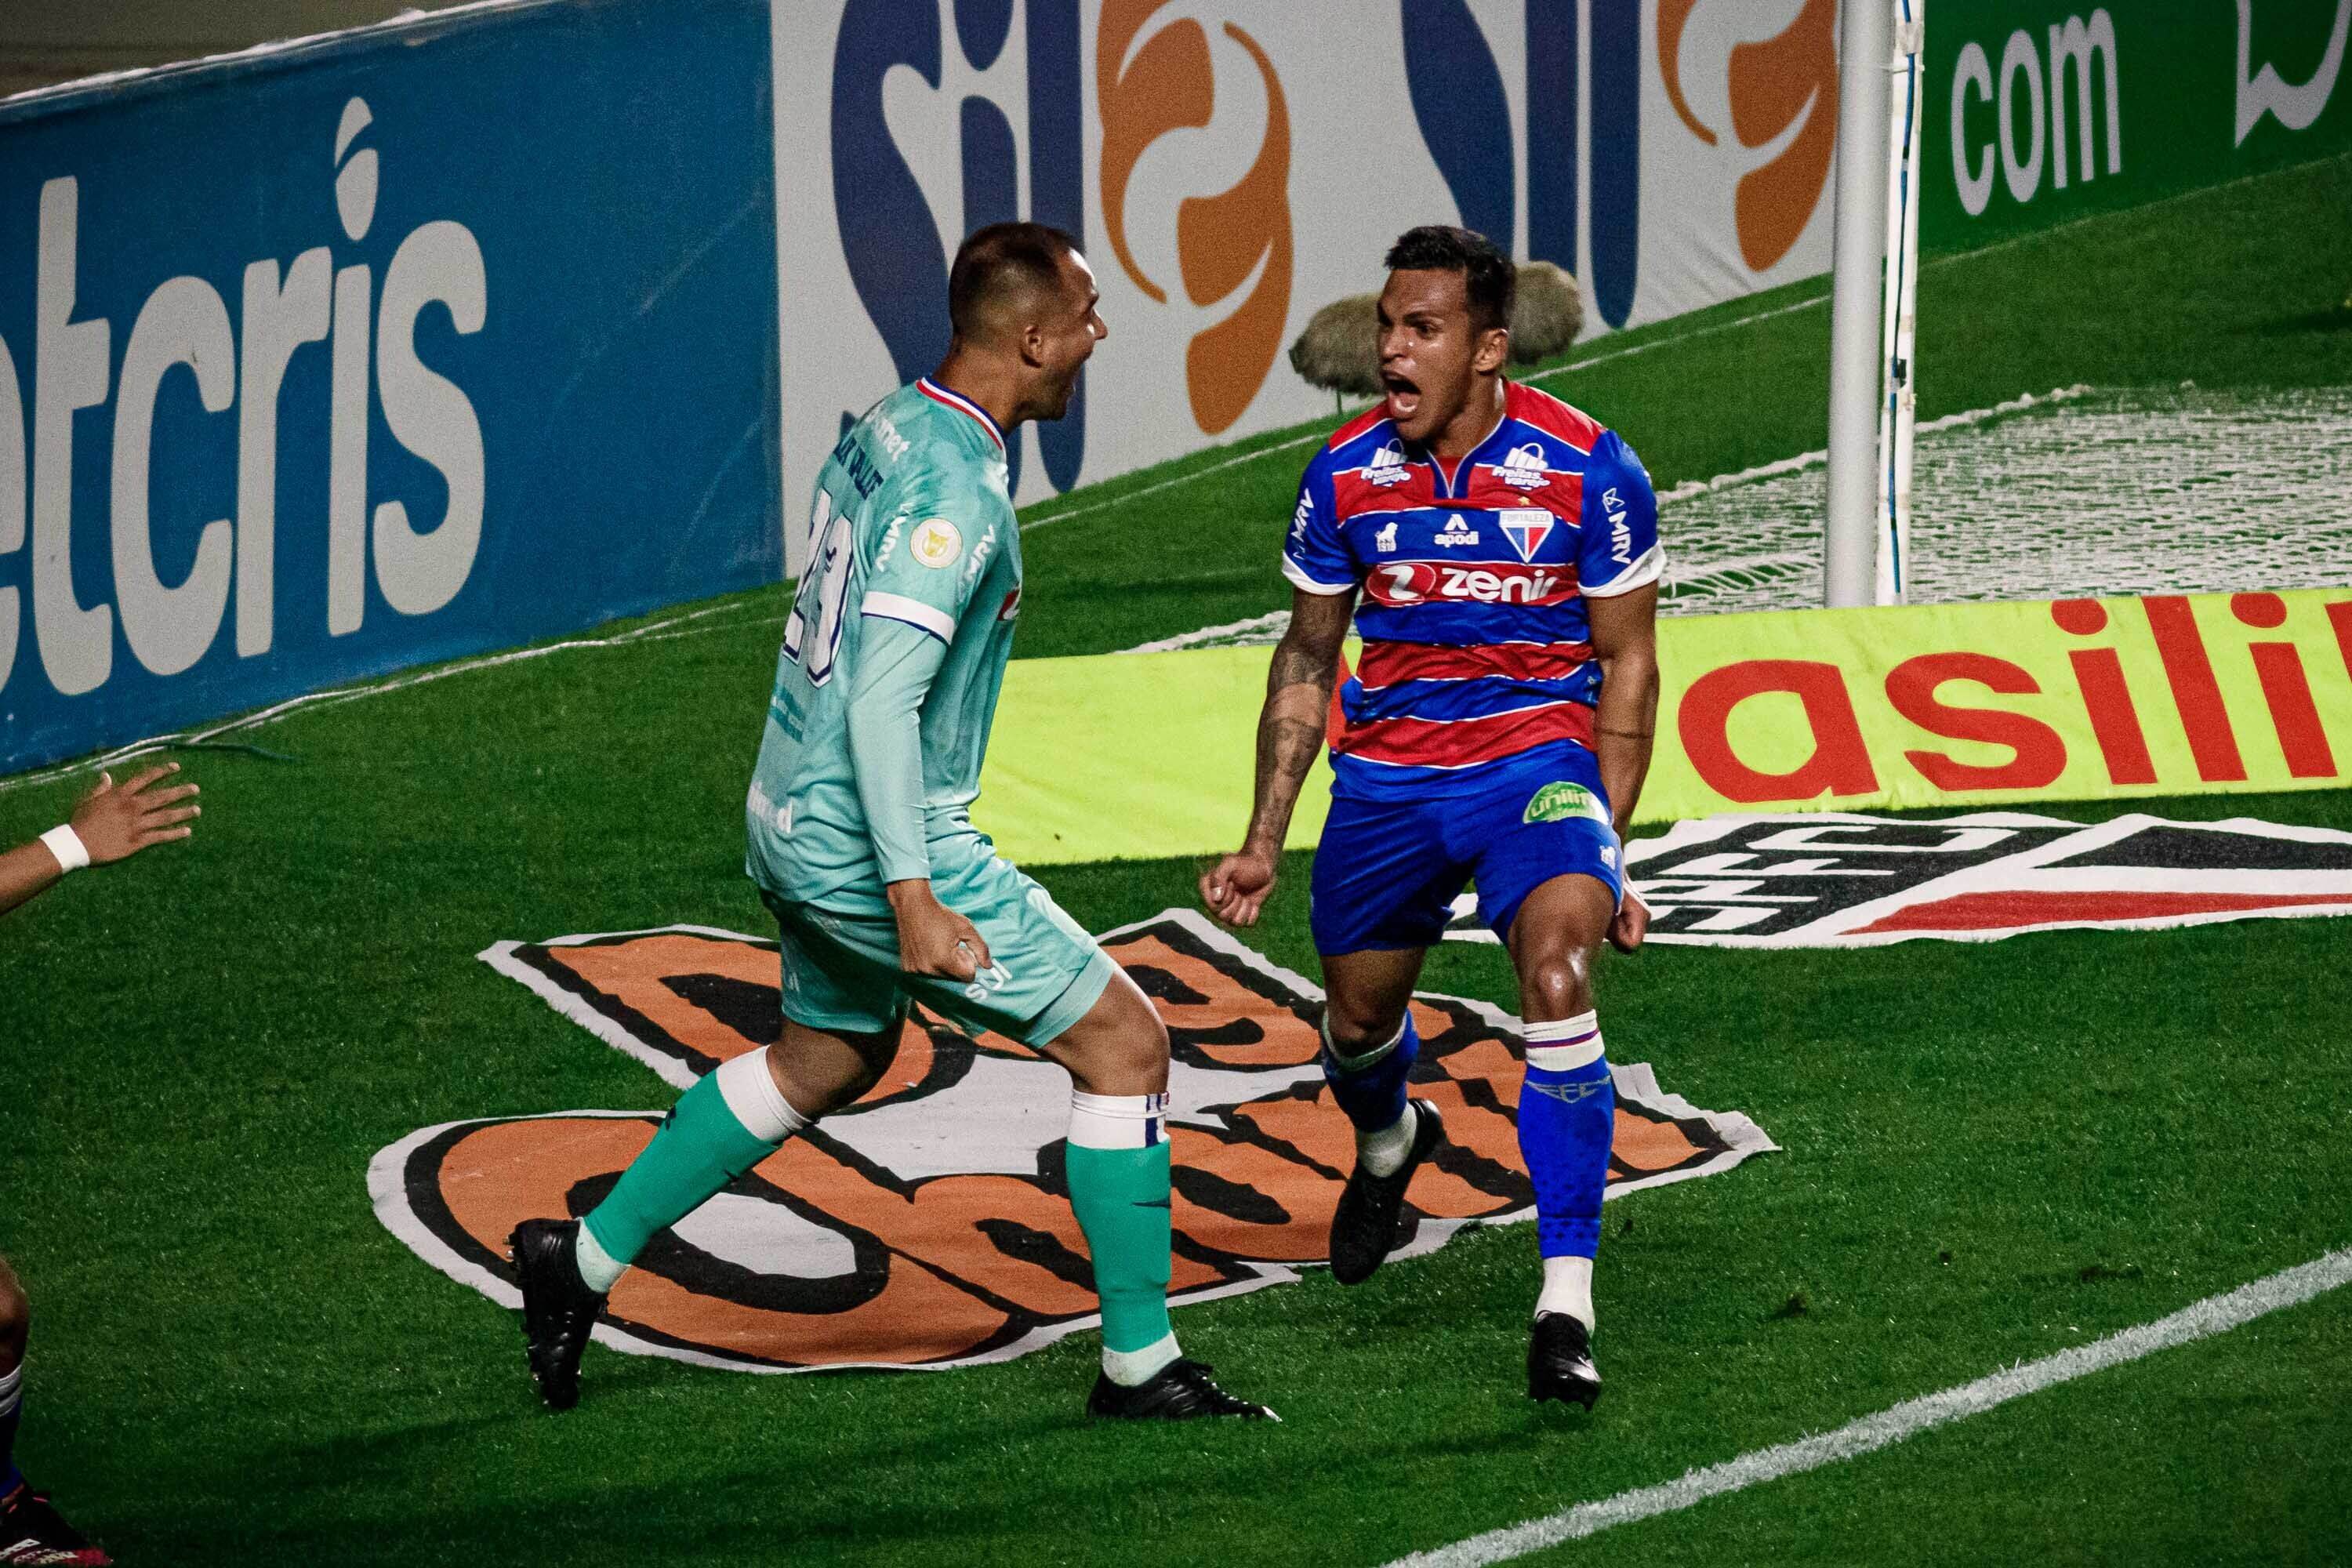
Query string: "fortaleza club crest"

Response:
xmin=371 ymin=912 xmax=1774 ymax=1374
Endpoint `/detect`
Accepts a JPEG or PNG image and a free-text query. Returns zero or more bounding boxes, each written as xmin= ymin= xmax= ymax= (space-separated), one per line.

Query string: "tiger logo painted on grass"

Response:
xmin=370 ymin=911 xmax=1773 ymax=1374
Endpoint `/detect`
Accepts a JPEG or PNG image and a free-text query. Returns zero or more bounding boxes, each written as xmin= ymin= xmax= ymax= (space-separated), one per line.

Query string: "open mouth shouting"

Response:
xmin=1382 ymin=372 xmax=1421 ymax=424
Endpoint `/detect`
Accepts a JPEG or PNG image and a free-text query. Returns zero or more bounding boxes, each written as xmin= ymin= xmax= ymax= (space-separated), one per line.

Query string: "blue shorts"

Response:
xmin=1308 ymin=747 xmax=1624 ymax=956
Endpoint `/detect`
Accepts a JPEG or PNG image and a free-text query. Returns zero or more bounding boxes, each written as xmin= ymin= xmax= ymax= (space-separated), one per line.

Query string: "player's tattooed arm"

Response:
xmin=1202 ymin=587 xmax=1354 ymax=927
xmin=1250 ymin=589 xmax=1354 ymax=850
xmin=1588 ymin=584 xmax=1660 ymax=951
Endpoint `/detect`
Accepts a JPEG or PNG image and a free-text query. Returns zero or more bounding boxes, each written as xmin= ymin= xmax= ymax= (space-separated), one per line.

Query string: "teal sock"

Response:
xmin=1065 ymin=1091 xmax=1176 ymax=1365
xmin=582 ymin=1049 xmax=805 ymax=1275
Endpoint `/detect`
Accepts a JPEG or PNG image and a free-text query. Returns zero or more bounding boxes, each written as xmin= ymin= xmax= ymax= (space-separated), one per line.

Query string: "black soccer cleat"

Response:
xmin=0 ymin=1480 xmax=113 ymax=1566
xmin=509 ymin=1217 xmax=606 ymax=1413
xmin=1527 ymin=1312 xmax=1602 ymax=1410
xmin=1328 ymin=1100 xmax=1444 ymax=1286
xmin=1087 ymin=1358 xmax=1279 ymax=1421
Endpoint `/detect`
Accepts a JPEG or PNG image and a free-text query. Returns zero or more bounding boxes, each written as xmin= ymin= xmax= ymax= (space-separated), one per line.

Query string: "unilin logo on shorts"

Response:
xmin=1524 ymin=782 xmax=1608 ymax=826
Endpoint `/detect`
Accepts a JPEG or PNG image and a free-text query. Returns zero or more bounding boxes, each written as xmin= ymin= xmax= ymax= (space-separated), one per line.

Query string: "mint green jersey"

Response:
xmin=746 ymin=379 xmax=1023 ymax=909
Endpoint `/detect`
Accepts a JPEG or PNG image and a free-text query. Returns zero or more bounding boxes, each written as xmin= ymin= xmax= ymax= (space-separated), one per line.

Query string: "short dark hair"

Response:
xmin=949 ymin=221 xmax=1081 ymax=340
xmin=1384 ymin=225 xmax=1514 ymax=336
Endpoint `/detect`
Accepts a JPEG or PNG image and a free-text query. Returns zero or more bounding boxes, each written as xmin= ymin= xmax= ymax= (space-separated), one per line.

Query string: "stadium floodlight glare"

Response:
xmin=1877 ymin=2 xmax=1926 ymax=606
xmin=1824 ymin=0 xmax=1894 ymax=608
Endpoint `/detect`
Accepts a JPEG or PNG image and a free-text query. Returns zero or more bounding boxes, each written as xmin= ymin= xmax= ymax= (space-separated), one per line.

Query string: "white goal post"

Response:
xmin=1825 ymin=0 xmax=1924 ymax=609
xmin=1878 ymin=1 xmax=1926 ymax=605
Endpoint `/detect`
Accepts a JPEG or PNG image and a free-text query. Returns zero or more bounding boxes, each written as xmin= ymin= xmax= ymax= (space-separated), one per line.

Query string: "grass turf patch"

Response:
xmin=3 ymin=150 xmax=2350 ymax=1567
xmin=2 ymin=588 xmax=2348 ymax=1564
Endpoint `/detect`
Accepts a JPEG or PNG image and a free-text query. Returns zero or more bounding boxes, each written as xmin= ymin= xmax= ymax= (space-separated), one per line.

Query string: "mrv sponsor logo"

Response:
xmin=0 ymin=96 xmax=488 ymax=700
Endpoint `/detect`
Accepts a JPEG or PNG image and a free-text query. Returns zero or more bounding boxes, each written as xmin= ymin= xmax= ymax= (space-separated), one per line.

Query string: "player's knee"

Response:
xmin=1323 ymin=998 xmax=1405 ymax=1056
xmin=0 ymin=1259 xmax=27 ymax=1370
xmin=1054 ymin=974 xmax=1170 ymax=1094
xmin=1098 ymin=980 xmax=1171 ymax=1075
xmin=1519 ymin=951 xmax=1593 ymax=1022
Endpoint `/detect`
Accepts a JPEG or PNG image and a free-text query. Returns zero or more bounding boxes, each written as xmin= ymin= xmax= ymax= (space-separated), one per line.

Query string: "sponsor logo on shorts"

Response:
xmin=911 ymin=517 xmax=962 ymax=568
xmin=1525 ymin=781 xmax=1608 ymax=826
xmin=375 ymin=913 xmax=1774 ymax=1374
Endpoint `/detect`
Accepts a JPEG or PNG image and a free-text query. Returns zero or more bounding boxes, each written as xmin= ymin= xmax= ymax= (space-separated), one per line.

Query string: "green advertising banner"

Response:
xmin=1922 ymin=2 xmax=2352 ymax=250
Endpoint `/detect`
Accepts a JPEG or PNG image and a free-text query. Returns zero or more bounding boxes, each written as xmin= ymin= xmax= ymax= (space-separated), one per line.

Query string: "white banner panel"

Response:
xmin=771 ymin=0 xmax=1840 ymax=568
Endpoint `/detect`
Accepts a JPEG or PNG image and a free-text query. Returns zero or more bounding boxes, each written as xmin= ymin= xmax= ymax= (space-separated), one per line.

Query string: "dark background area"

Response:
xmin=0 ymin=0 xmax=472 ymax=97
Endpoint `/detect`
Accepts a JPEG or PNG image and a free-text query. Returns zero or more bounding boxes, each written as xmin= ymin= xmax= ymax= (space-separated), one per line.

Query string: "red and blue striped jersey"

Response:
xmin=1281 ymin=380 xmax=1663 ymax=799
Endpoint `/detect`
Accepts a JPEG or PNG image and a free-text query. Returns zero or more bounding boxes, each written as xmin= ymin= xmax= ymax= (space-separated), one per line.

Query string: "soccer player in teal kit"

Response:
xmin=509 ymin=223 xmax=1272 ymax=1421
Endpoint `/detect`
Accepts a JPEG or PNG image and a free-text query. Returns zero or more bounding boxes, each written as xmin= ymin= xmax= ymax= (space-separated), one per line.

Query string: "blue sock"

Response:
xmin=1321 ymin=1011 xmax=1420 ymax=1131
xmin=1518 ymin=1012 xmax=1614 ymax=1260
xmin=0 ymin=1360 xmax=22 ymax=1496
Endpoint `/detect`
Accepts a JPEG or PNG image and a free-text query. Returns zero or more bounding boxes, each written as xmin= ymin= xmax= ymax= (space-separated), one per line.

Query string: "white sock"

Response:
xmin=1357 ymin=1102 xmax=1419 ymax=1178
xmin=1536 ymin=1254 xmax=1595 ymax=1329
xmin=0 ymin=1359 xmax=21 ymax=1418
xmin=714 ymin=1046 xmax=815 ymax=1145
xmin=575 ymin=1223 xmax=627 ymax=1295
xmin=1068 ymin=1089 xmax=1169 ymax=1149
xmin=1102 ymin=1330 xmax=1181 ymax=1387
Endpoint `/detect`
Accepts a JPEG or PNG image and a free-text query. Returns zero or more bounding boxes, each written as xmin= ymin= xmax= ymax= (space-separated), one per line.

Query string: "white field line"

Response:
xmin=1116 ymin=385 xmax=2096 ymax=652
xmin=1018 ymin=295 xmax=1835 ymax=536
xmin=1120 ymin=611 xmax=1294 ymax=655
xmin=0 ymin=601 xmax=779 ymax=797
xmin=1384 ymin=1243 xmax=2352 ymax=1568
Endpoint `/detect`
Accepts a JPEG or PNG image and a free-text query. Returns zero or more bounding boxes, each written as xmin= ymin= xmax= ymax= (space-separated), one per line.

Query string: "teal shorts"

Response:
xmin=759 ymin=837 xmax=1116 ymax=1048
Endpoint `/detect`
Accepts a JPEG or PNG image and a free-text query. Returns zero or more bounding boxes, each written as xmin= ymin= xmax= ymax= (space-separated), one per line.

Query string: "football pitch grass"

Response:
xmin=3 ymin=154 xmax=2350 ymax=1565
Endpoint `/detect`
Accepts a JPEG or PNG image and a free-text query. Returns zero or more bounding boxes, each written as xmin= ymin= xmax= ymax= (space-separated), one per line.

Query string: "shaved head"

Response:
xmin=949 ymin=222 xmax=1083 ymax=346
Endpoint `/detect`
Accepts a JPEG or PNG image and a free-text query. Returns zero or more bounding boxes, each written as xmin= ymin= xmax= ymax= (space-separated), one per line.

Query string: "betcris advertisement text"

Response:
xmin=0 ymin=0 xmax=781 ymax=775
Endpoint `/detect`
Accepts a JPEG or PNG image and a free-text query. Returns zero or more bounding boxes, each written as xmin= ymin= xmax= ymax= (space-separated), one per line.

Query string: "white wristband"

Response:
xmin=39 ymin=823 xmax=91 ymax=874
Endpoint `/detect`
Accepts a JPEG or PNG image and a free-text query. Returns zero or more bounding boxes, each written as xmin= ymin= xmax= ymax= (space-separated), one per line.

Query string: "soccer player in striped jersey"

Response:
xmin=510 ymin=223 xmax=1272 ymax=1422
xmin=1203 ymin=226 xmax=1661 ymax=1408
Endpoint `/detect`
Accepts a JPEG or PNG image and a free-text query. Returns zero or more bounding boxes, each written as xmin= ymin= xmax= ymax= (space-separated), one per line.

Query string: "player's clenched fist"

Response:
xmin=885 ymin=880 xmax=992 ymax=980
xmin=74 ymin=762 xmax=201 ymax=864
xmin=1608 ymin=887 xmax=1650 ymax=953
xmin=1200 ymin=844 xmax=1279 ymax=928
